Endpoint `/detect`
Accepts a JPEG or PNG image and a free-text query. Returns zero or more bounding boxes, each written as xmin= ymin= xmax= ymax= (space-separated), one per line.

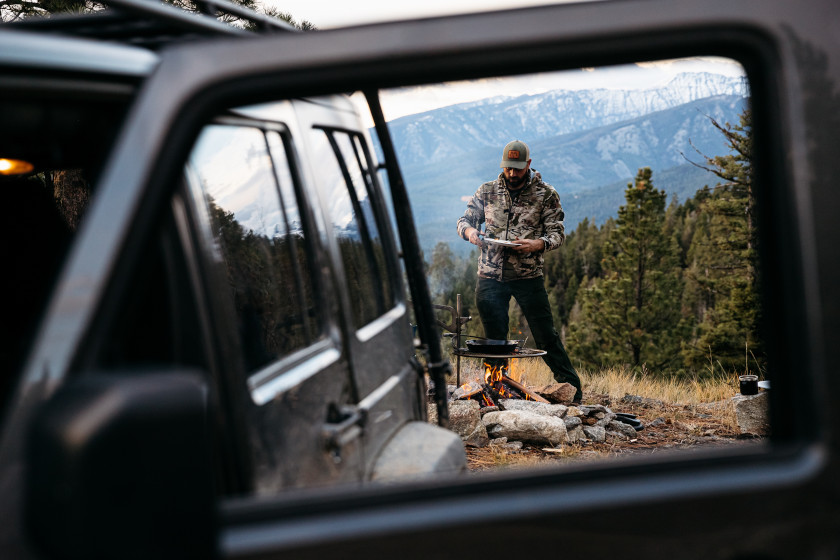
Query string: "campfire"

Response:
xmin=454 ymin=361 xmax=549 ymax=407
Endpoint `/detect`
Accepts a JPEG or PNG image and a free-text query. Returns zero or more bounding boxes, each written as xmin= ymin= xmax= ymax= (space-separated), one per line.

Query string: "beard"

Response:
xmin=506 ymin=171 xmax=528 ymax=189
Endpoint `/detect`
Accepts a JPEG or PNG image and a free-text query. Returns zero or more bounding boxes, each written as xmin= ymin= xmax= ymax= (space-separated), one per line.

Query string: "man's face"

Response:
xmin=503 ymin=160 xmax=531 ymax=189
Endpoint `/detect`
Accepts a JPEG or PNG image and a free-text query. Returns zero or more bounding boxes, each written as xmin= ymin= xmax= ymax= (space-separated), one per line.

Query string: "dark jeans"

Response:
xmin=476 ymin=276 xmax=582 ymax=400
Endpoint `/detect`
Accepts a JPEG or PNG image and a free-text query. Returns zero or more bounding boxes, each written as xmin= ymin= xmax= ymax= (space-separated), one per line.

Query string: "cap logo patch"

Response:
xmin=508 ymin=150 xmax=521 ymax=159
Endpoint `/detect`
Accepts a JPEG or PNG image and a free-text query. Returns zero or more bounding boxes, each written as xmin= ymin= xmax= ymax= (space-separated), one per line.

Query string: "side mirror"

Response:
xmin=26 ymin=371 xmax=216 ymax=559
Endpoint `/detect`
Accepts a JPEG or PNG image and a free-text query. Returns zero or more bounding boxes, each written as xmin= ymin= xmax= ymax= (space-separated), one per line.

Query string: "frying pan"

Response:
xmin=465 ymin=338 xmax=521 ymax=354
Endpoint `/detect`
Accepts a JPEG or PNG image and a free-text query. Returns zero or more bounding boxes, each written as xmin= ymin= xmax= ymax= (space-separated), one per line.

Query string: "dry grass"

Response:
xmin=580 ymin=365 xmax=741 ymax=406
xmin=450 ymin=358 xmax=742 ymax=406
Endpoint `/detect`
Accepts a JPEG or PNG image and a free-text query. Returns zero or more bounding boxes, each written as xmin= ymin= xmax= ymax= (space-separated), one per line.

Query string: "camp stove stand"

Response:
xmin=433 ymin=294 xmax=546 ymax=387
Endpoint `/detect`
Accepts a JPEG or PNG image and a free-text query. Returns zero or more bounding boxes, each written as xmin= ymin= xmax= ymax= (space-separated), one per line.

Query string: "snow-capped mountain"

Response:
xmin=387 ymin=72 xmax=747 ymax=169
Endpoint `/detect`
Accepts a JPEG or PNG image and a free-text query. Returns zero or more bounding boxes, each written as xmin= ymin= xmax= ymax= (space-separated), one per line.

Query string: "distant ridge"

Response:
xmin=387 ymin=72 xmax=747 ymax=168
xmin=375 ymin=72 xmax=749 ymax=256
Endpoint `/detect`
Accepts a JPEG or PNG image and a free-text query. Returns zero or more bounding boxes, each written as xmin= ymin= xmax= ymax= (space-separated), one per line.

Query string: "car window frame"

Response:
xmin=20 ymin=0 xmax=828 ymax=554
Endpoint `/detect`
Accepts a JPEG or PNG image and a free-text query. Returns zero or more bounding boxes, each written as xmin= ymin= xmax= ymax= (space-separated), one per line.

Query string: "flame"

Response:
xmin=484 ymin=361 xmax=507 ymax=384
xmin=483 ymin=361 xmax=521 ymax=400
xmin=483 ymin=360 xmax=535 ymax=401
xmin=507 ymin=359 xmax=524 ymax=383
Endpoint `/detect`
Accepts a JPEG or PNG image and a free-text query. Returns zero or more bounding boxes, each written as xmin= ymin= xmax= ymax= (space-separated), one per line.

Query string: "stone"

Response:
xmin=595 ymin=412 xmax=618 ymax=427
xmin=449 ymin=400 xmax=490 ymax=447
xmin=489 ymin=437 xmax=508 ymax=444
xmin=480 ymin=406 xmax=500 ymax=416
xmin=566 ymin=425 xmax=585 ymax=444
xmin=579 ymin=404 xmax=610 ymax=415
xmin=565 ymin=406 xmax=584 ymax=418
xmin=607 ymin=419 xmax=638 ymax=439
xmin=563 ymin=416 xmax=582 ymax=430
xmin=582 ymin=425 xmax=606 ymax=443
xmin=496 ymin=441 xmax=524 ymax=453
xmin=498 ymin=398 xmax=568 ymax=418
xmin=621 ymin=394 xmax=665 ymax=408
xmin=536 ymin=382 xmax=578 ymax=404
xmin=606 ymin=430 xmax=630 ymax=442
xmin=371 ymin=422 xmax=467 ymax=482
xmin=733 ymin=392 xmax=769 ymax=435
xmin=482 ymin=410 xmax=568 ymax=446
xmin=648 ymin=417 xmax=665 ymax=427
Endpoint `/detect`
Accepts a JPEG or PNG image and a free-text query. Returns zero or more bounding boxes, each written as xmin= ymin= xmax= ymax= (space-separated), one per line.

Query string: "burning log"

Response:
xmin=501 ymin=376 xmax=550 ymax=403
xmin=453 ymin=359 xmax=550 ymax=407
xmin=452 ymin=382 xmax=483 ymax=400
xmin=481 ymin=384 xmax=501 ymax=407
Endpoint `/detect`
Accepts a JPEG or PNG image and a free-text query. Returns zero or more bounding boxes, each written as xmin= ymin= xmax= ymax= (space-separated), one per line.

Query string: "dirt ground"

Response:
xmin=465 ymin=390 xmax=763 ymax=472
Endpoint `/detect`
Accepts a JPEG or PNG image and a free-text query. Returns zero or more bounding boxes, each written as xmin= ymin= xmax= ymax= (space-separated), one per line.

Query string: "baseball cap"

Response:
xmin=500 ymin=140 xmax=530 ymax=169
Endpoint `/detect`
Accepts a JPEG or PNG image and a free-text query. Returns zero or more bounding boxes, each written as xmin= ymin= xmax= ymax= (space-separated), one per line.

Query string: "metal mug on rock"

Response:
xmin=739 ymin=374 xmax=759 ymax=396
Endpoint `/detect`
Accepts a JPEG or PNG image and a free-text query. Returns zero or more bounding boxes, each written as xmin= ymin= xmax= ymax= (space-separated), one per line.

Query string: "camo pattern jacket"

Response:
xmin=457 ymin=170 xmax=566 ymax=281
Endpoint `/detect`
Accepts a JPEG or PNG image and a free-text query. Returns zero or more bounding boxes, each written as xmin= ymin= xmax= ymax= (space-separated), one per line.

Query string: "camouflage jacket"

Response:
xmin=456 ymin=170 xmax=566 ymax=281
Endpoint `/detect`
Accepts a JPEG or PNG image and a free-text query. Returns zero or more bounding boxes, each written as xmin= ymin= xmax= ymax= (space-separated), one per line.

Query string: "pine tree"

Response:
xmin=570 ymin=168 xmax=684 ymax=370
xmin=681 ymin=108 xmax=762 ymax=373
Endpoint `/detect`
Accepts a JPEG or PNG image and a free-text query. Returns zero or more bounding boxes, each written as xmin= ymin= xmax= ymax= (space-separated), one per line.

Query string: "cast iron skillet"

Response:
xmin=465 ymin=338 xmax=521 ymax=354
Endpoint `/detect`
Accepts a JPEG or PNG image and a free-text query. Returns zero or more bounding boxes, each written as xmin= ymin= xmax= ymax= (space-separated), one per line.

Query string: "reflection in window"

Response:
xmin=311 ymin=129 xmax=395 ymax=327
xmin=190 ymin=125 xmax=322 ymax=373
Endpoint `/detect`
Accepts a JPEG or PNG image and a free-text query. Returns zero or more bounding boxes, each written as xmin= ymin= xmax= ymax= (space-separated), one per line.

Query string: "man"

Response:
xmin=457 ymin=140 xmax=582 ymax=403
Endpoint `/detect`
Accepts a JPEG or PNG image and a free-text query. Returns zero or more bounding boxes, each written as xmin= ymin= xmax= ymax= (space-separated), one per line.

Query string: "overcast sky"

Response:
xmin=260 ymin=0 xmax=573 ymax=28
xmin=256 ymin=1 xmax=746 ymax=124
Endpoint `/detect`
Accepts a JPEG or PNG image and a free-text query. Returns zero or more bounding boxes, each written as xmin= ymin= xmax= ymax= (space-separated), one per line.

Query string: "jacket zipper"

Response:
xmin=501 ymin=187 xmax=514 ymax=280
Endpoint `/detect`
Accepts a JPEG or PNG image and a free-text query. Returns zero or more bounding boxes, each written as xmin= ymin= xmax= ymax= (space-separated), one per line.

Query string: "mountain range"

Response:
xmin=376 ymin=72 xmax=749 ymax=256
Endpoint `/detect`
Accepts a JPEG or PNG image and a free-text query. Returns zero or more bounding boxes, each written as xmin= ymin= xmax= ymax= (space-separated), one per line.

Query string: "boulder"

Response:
xmin=582 ymin=425 xmax=606 ymax=443
xmin=733 ymin=392 xmax=769 ymax=435
xmin=494 ymin=440 xmax=524 ymax=453
xmin=563 ymin=416 xmax=582 ymax=430
xmin=482 ymin=410 xmax=568 ymax=446
xmin=565 ymin=406 xmax=584 ymax=418
xmin=449 ymin=400 xmax=490 ymax=447
xmin=606 ymin=430 xmax=630 ymax=442
xmin=498 ymin=398 xmax=568 ymax=418
xmin=566 ymin=425 xmax=585 ymax=444
xmin=607 ymin=419 xmax=638 ymax=439
xmin=536 ymin=382 xmax=578 ymax=404
xmin=595 ymin=412 xmax=618 ymax=427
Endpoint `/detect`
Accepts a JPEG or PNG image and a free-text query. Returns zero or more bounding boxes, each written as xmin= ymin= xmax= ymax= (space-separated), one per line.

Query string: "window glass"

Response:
xmin=190 ymin=125 xmax=323 ymax=373
xmin=371 ymin=57 xmax=769 ymax=469
xmin=311 ymin=129 xmax=395 ymax=327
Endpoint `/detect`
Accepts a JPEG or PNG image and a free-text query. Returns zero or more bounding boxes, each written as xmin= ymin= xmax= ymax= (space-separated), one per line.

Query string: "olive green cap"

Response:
xmin=500 ymin=140 xmax=530 ymax=169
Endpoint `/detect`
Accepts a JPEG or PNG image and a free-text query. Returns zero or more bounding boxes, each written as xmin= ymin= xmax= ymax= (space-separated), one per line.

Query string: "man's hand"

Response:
xmin=514 ymin=238 xmax=545 ymax=253
xmin=466 ymin=227 xmax=484 ymax=246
